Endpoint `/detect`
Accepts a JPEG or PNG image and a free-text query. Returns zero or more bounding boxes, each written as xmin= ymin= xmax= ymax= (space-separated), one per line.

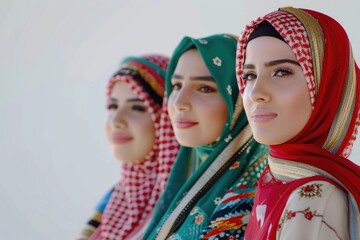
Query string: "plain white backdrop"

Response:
xmin=1 ymin=0 xmax=360 ymax=239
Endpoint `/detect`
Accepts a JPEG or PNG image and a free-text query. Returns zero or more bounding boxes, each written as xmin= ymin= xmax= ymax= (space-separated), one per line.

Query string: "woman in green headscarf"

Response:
xmin=143 ymin=34 xmax=268 ymax=240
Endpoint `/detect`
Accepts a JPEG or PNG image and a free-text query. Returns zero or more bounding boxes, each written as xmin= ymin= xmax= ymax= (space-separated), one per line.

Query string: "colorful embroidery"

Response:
xmin=285 ymin=210 xmax=296 ymax=220
xmin=200 ymin=152 xmax=268 ymax=240
xmin=230 ymin=161 xmax=240 ymax=170
xmin=278 ymin=207 xmax=321 ymax=231
xmin=195 ymin=214 xmax=205 ymax=225
xmin=299 ymin=183 xmax=323 ymax=198
xmin=190 ymin=207 xmax=199 ymax=215
xmin=200 ymin=212 xmax=248 ymax=239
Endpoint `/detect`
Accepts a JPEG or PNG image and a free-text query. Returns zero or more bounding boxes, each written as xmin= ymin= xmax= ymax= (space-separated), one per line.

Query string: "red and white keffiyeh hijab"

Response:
xmin=92 ymin=55 xmax=179 ymax=240
xmin=236 ymin=7 xmax=360 ymax=239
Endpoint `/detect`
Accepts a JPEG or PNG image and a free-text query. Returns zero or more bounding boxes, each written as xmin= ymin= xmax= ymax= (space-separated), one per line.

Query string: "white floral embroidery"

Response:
xmin=224 ymin=134 xmax=232 ymax=143
xmin=199 ymin=39 xmax=208 ymax=44
xmin=246 ymin=146 xmax=251 ymax=154
xmin=213 ymin=57 xmax=222 ymax=66
xmin=227 ymin=85 xmax=232 ymax=95
xmin=214 ymin=197 xmax=222 ymax=205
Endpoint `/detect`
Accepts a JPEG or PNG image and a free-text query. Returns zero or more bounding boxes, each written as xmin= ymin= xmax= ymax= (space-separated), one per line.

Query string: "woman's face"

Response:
xmin=168 ymin=49 xmax=228 ymax=147
xmin=242 ymin=36 xmax=312 ymax=145
xmin=105 ymin=81 xmax=156 ymax=163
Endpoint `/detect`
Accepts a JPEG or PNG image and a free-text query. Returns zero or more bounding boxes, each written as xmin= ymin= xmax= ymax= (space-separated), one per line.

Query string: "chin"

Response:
xmin=178 ymin=140 xmax=198 ymax=147
xmin=253 ymin=135 xmax=273 ymax=145
xmin=112 ymin=150 xmax=130 ymax=163
xmin=254 ymin=135 xmax=287 ymax=146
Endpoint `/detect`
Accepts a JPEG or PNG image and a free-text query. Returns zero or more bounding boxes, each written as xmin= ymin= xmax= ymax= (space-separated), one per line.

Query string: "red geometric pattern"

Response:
xmin=236 ymin=11 xmax=316 ymax=106
xmin=236 ymin=9 xmax=360 ymax=158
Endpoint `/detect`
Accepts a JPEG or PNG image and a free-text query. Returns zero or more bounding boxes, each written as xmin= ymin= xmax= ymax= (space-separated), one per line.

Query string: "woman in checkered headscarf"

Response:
xmin=78 ymin=54 xmax=180 ymax=240
xmin=236 ymin=7 xmax=360 ymax=239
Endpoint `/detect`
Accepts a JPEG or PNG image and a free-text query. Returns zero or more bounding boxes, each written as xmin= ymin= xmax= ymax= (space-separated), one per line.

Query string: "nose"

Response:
xmin=248 ymin=75 xmax=271 ymax=103
xmin=109 ymin=108 xmax=127 ymax=130
xmin=171 ymin=87 xmax=191 ymax=112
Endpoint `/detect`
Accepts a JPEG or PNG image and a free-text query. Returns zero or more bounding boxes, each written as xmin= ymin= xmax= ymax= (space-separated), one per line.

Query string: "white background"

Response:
xmin=1 ymin=0 xmax=360 ymax=239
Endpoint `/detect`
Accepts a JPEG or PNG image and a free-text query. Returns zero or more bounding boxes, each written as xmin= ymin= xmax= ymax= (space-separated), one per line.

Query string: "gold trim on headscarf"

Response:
xmin=280 ymin=7 xmax=324 ymax=96
xmin=325 ymin=48 xmax=356 ymax=153
xmin=280 ymin=7 xmax=357 ymax=155
xmin=268 ymin=156 xmax=319 ymax=182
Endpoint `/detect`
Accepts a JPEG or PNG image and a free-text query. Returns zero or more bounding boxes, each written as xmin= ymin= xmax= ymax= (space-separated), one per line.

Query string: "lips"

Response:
xmin=251 ymin=109 xmax=277 ymax=123
xmin=174 ymin=118 xmax=198 ymax=129
xmin=111 ymin=134 xmax=133 ymax=144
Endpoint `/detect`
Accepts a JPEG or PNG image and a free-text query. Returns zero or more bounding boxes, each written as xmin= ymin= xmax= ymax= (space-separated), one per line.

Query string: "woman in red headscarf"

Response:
xmin=78 ymin=55 xmax=179 ymax=240
xmin=236 ymin=7 xmax=360 ymax=239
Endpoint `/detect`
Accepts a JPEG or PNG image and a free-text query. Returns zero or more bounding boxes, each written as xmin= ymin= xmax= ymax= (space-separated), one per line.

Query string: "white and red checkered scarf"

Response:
xmin=91 ymin=55 xmax=179 ymax=240
xmin=236 ymin=7 xmax=360 ymax=239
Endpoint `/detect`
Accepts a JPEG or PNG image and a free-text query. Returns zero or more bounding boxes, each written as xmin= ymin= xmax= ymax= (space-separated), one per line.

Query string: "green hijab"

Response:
xmin=143 ymin=34 xmax=268 ymax=240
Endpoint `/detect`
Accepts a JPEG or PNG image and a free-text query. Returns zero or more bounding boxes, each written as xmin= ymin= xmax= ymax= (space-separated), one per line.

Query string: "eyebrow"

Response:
xmin=172 ymin=74 xmax=214 ymax=82
xmin=243 ymin=59 xmax=301 ymax=69
xmin=127 ymin=98 xmax=142 ymax=102
xmin=108 ymin=97 xmax=142 ymax=102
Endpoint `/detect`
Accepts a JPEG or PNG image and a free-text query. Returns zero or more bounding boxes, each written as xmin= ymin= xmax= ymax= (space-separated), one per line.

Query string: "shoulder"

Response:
xmin=288 ymin=180 xmax=347 ymax=207
xmin=278 ymin=180 xmax=349 ymax=240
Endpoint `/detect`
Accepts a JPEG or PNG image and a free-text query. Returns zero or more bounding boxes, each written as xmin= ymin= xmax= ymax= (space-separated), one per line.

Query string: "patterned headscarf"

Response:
xmin=143 ymin=34 xmax=268 ymax=240
xmin=90 ymin=55 xmax=179 ymax=240
xmin=236 ymin=7 xmax=360 ymax=239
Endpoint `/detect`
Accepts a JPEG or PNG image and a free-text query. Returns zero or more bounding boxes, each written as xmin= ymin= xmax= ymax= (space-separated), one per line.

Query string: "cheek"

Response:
xmin=104 ymin=120 xmax=111 ymax=140
xmin=167 ymin=94 xmax=176 ymax=120
xmin=141 ymin=122 xmax=156 ymax=153
xmin=137 ymin=117 xmax=156 ymax=140
xmin=167 ymin=92 xmax=175 ymax=122
xmin=281 ymin=87 xmax=312 ymax=135
xmin=285 ymin=85 xmax=311 ymax=114
xmin=203 ymin=96 xmax=228 ymax=127
xmin=242 ymin=92 xmax=252 ymax=117
xmin=144 ymin=122 xmax=156 ymax=138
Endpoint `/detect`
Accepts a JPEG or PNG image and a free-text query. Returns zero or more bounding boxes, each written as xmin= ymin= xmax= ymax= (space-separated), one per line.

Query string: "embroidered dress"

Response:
xmin=236 ymin=7 xmax=360 ymax=240
xmin=143 ymin=34 xmax=268 ymax=240
xmin=78 ymin=55 xmax=180 ymax=240
xmin=200 ymin=153 xmax=268 ymax=240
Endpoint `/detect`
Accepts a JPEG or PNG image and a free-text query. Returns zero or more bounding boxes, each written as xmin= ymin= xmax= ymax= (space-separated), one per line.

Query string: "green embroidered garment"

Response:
xmin=143 ymin=34 xmax=268 ymax=240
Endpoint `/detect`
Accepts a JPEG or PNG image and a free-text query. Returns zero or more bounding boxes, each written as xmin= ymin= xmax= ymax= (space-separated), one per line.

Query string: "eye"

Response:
xmin=171 ymin=82 xmax=182 ymax=91
xmin=131 ymin=105 xmax=147 ymax=112
xmin=107 ymin=103 xmax=118 ymax=110
xmin=273 ymin=68 xmax=293 ymax=77
xmin=241 ymin=71 xmax=257 ymax=81
xmin=198 ymin=84 xmax=216 ymax=93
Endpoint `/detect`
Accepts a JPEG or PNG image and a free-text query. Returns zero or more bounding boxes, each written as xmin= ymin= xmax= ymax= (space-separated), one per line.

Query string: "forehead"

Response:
xmin=173 ymin=49 xmax=211 ymax=77
xmin=244 ymin=36 xmax=297 ymax=64
xmin=110 ymin=81 xmax=137 ymax=99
